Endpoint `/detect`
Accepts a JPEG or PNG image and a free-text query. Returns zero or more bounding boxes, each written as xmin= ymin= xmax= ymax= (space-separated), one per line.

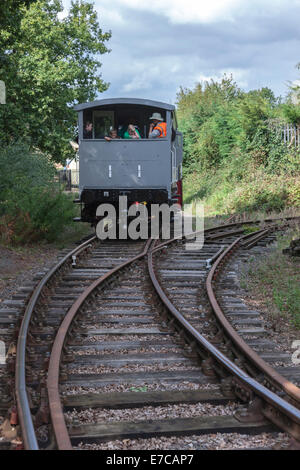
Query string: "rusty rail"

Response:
xmin=206 ymin=235 xmax=300 ymax=405
xmin=148 ymin=244 xmax=300 ymax=441
xmin=17 ymin=222 xmax=247 ymax=448
xmin=15 ymin=235 xmax=96 ymax=450
xmin=47 ymin=238 xmax=153 ymax=450
xmin=17 ymin=216 xmax=300 ymax=448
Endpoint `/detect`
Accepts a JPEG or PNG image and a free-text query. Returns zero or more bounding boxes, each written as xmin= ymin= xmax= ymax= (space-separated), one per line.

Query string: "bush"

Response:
xmin=0 ymin=142 xmax=55 ymax=206
xmin=0 ymin=142 xmax=75 ymax=244
xmin=194 ymin=120 xmax=221 ymax=169
xmin=281 ymin=103 xmax=300 ymax=125
xmin=178 ymin=77 xmax=300 ymax=216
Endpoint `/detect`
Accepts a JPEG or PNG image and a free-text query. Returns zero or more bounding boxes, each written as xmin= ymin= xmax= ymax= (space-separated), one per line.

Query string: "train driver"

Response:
xmin=148 ymin=113 xmax=167 ymax=139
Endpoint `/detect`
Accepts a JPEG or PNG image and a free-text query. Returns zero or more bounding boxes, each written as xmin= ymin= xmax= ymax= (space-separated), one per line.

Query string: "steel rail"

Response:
xmin=206 ymin=236 xmax=300 ymax=404
xmin=150 ymin=226 xmax=245 ymax=255
xmin=240 ymin=229 xmax=271 ymax=249
xmin=205 ymin=228 xmax=245 ymax=240
xmin=45 ymin=224 xmax=263 ymax=449
xmin=16 ymin=222 xmax=236 ymax=449
xmin=47 ymin=238 xmax=153 ymax=450
xmin=15 ymin=235 xmax=96 ymax=450
xmin=46 ymin=227 xmax=239 ymax=449
xmin=16 ymin=216 xmax=300 ymax=449
xmin=150 ymin=215 xmax=300 ymax=255
xmin=147 ymin=248 xmax=300 ymax=441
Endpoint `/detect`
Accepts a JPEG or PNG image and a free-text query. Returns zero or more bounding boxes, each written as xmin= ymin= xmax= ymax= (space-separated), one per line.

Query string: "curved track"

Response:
xmin=1 ymin=217 xmax=299 ymax=450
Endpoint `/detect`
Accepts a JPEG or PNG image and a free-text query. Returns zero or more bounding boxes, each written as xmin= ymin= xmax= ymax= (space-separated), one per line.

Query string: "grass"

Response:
xmin=52 ymin=222 xmax=93 ymax=249
xmin=241 ymin=227 xmax=300 ymax=329
xmin=0 ymin=220 xmax=93 ymax=252
xmin=240 ymin=225 xmax=260 ymax=234
xmin=182 ymin=206 xmax=300 ymax=236
xmin=183 ymin=153 xmax=300 ymax=218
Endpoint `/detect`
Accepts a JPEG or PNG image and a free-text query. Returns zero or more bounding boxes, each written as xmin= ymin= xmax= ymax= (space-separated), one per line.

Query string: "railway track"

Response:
xmin=0 ymin=217 xmax=300 ymax=450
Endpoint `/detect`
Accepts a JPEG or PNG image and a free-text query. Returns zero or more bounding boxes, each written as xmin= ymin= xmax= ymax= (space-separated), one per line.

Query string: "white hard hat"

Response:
xmin=149 ymin=112 xmax=163 ymax=121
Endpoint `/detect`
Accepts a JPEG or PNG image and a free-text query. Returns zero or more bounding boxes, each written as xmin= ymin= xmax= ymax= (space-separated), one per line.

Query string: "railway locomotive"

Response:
xmin=73 ymin=97 xmax=183 ymax=226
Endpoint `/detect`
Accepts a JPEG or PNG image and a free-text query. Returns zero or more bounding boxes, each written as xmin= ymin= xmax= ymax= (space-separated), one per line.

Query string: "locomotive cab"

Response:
xmin=74 ymin=98 xmax=183 ymax=225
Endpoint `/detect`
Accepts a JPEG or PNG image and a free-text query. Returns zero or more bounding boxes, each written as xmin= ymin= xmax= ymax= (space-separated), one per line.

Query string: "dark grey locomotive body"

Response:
xmin=74 ymin=98 xmax=183 ymax=224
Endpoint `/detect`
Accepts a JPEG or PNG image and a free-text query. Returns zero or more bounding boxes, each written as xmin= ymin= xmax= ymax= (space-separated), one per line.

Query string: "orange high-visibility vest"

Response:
xmin=154 ymin=122 xmax=167 ymax=138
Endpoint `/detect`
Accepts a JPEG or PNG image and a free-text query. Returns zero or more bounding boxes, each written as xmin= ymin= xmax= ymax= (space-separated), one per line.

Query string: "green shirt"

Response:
xmin=123 ymin=128 xmax=141 ymax=139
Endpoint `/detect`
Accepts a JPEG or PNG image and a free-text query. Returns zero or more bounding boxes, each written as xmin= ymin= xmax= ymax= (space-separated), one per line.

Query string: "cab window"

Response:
xmin=82 ymin=109 xmax=115 ymax=139
xmin=93 ymin=110 xmax=114 ymax=138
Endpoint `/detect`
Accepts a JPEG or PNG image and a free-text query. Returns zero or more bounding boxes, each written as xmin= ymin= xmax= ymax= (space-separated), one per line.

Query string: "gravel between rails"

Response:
xmin=60 ymin=382 xmax=220 ymax=396
xmin=74 ymin=432 xmax=290 ymax=450
xmin=64 ymin=402 xmax=239 ymax=425
xmin=73 ymin=347 xmax=183 ymax=356
xmin=81 ymin=335 xmax=179 ymax=344
xmin=66 ymin=363 xmax=201 ymax=375
xmin=83 ymin=314 xmax=156 ymax=320
xmin=81 ymin=323 xmax=161 ymax=330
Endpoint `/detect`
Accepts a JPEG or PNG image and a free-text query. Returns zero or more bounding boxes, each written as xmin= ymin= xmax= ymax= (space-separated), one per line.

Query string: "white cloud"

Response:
xmin=98 ymin=0 xmax=300 ymax=24
xmin=100 ymin=0 xmax=239 ymax=24
xmin=194 ymin=73 xmax=221 ymax=83
xmin=187 ymin=69 xmax=249 ymax=92
xmin=60 ymin=0 xmax=124 ymax=27
xmin=59 ymin=0 xmax=300 ymax=101
xmin=122 ymin=68 xmax=160 ymax=92
xmin=220 ymin=69 xmax=249 ymax=89
xmin=96 ymin=8 xmax=125 ymax=28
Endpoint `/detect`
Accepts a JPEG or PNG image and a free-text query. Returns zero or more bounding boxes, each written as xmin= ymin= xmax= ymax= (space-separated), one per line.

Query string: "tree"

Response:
xmin=292 ymin=62 xmax=300 ymax=102
xmin=0 ymin=1 xmax=37 ymax=46
xmin=279 ymin=63 xmax=300 ymax=125
xmin=0 ymin=0 xmax=111 ymax=162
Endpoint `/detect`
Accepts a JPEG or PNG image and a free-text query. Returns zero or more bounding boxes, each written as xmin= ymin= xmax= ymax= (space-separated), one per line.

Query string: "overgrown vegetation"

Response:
xmin=241 ymin=229 xmax=300 ymax=329
xmin=178 ymin=73 xmax=300 ymax=215
xmin=0 ymin=1 xmax=109 ymax=245
xmin=0 ymin=0 xmax=111 ymax=163
xmin=0 ymin=143 xmax=79 ymax=244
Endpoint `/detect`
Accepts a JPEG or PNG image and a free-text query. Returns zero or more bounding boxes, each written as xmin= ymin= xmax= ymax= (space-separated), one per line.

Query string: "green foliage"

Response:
xmin=288 ymin=177 xmax=300 ymax=206
xmin=281 ymin=103 xmax=300 ymax=125
xmin=183 ymin=155 xmax=300 ymax=216
xmin=177 ymin=76 xmax=243 ymax=170
xmin=0 ymin=142 xmax=75 ymax=243
xmin=232 ymin=182 xmax=287 ymax=213
xmin=0 ymin=142 xmax=55 ymax=206
xmin=0 ymin=1 xmax=37 ymax=49
xmin=280 ymin=62 xmax=300 ymax=124
xmin=193 ymin=119 xmax=221 ymax=169
xmin=0 ymin=0 xmax=111 ymax=162
xmin=177 ymin=77 xmax=290 ymax=173
xmin=246 ymin=126 xmax=289 ymax=171
xmin=179 ymin=74 xmax=300 ymax=216
xmin=242 ymin=225 xmax=260 ymax=234
xmin=243 ymin=230 xmax=300 ymax=329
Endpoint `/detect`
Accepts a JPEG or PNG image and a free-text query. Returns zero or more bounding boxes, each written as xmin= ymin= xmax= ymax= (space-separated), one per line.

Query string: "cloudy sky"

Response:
xmin=63 ymin=0 xmax=300 ymax=104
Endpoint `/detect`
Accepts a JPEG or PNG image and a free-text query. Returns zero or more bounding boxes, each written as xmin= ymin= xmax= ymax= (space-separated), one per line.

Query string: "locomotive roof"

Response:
xmin=74 ymin=97 xmax=175 ymax=112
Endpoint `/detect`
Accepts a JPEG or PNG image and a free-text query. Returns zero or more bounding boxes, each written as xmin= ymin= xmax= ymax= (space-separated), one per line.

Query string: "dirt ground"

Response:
xmin=0 ymin=244 xmax=60 ymax=302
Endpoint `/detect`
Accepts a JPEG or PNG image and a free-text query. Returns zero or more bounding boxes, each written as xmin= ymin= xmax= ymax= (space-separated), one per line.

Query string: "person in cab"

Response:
xmin=148 ymin=112 xmax=167 ymax=138
xmin=83 ymin=121 xmax=93 ymax=139
xmin=104 ymin=129 xmax=119 ymax=141
xmin=123 ymin=124 xmax=141 ymax=139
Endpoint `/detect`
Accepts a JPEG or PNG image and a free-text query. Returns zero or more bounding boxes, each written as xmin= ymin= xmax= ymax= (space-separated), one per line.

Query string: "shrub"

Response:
xmin=0 ymin=142 xmax=55 ymax=207
xmin=0 ymin=142 xmax=75 ymax=244
xmin=178 ymin=77 xmax=300 ymax=216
